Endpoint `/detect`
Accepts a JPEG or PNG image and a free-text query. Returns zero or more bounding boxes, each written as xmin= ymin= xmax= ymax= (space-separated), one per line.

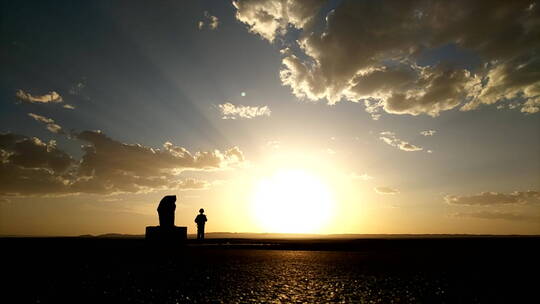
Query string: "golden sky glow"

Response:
xmin=1 ymin=0 xmax=539 ymax=236
xmin=251 ymin=169 xmax=334 ymax=233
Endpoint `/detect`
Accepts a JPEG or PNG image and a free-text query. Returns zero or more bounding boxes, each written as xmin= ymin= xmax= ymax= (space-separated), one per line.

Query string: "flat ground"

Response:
xmin=2 ymin=237 xmax=538 ymax=303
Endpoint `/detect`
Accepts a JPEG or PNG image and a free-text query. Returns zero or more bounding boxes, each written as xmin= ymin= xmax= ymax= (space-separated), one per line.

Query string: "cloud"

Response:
xmin=63 ymin=104 xmax=75 ymax=110
xmin=173 ymin=178 xmax=210 ymax=190
xmin=234 ymin=0 xmax=540 ymax=117
xmin=198 ymin=11 xmax=219 ymax=30
xmin=350 ymin=172 xmax=373 ymax=181
xmin=28 ymin=113 xmax=54 ymax=124
xmin=233 ymin=0 xmax=325 ymax=42
xmin=218 ymin=102 xmax=271 ymax=119
xmin=69 ymin=82 xmax=85 ymax=95
xmin=444 ymin=191 xmax=540 ymax=206
xmin=0 ymin=131 xmax=244 ymax=196
xmin=0 ymin=134 xmax=72 ymax=173
xmin=379 ymin=131 xmax=423 ymax=152
xmin=453 ymin=211 xmax=540 ymax=223
xmin=16 ymin=89 xmax=63 ymax=104
xmin=28 ymin=113 xmax=64 ymax=134
xmin=420 ymin=130 xmax=436 ymax=136
xmin=375 ymin=186 xmax=399 ymax=195
xmin=521 ymin=97 xmax=540 ymax=114
xmin=0 ymin=133 xmax=74 ymax=196
xmin=266 ymin=140 xmax=280 ymax=148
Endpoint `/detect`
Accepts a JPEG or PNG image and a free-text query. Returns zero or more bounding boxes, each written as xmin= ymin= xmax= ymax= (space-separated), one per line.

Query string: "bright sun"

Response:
xmin=251 ymin=169 xmax=334 ymax=234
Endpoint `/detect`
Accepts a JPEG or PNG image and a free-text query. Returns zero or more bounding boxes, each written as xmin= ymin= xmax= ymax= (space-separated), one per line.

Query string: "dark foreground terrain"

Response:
xmin=2 ymin=236 xmax=539 ymax=303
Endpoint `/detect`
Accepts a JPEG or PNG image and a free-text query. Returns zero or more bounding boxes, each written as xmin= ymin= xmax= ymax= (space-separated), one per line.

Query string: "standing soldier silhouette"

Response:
xmin=195 ymin=208 xmax=207 ymax=240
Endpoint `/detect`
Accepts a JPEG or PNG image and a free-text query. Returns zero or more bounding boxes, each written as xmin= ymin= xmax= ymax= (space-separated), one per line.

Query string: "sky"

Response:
xmin=1 ymin=0 xmax=539 ymax=236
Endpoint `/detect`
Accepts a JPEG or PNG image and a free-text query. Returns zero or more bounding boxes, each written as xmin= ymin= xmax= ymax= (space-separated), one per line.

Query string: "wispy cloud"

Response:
xmin=445 ymin=191 xmax=540 ymax=206
xmin=198 ymin=11 xmax=219 ymax=30
xmin=420 ymin=130 xmax=436 ymax=136
xmin=375 ymin=186 xmax=399 ymax=195
xmin=266 ymin=140 xmax=280 ymax=149
xmin=219 ymin=102 xmax=271 ymax=119
xmin=350 ymin=172 xmax=373 ymax=181
xmin=379 ymin=131 xmax=423 ymax=152
xmin=68 ymin=82 xmax=85 ymax=95
xmin=452 ymin=211 xmax=540 ymax=223
xmin=16 ymin=90 xmax=63 ymax=104
xmin=28 ymin=113 xmax=64 ymax=134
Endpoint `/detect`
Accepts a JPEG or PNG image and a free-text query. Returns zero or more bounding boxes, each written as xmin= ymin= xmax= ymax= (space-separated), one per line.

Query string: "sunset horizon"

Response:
xmin=2 ymin=1 xmax=540 ymax=303
xmin=1 ymin=0 xmax=539 ymax=237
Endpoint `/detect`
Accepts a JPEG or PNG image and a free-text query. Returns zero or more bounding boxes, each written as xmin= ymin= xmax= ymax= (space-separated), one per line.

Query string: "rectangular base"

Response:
xmin=145 ymin=226 xmax=187 ymax=243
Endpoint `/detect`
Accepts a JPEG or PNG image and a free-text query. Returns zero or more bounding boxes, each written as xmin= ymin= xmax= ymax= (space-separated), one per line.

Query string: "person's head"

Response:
xmin=199 ymin=208 xmax=204 ymax=214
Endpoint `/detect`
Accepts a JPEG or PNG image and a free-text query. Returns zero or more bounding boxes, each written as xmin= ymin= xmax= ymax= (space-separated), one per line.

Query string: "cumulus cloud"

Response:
xmin=16 ymin=89 xmax=63 ymax=104
xmin=420 ymin=130 xmax=436 ymax=136
xmin=379 ymin=131 xmax=423 ymax=152
xmin=234 ymin=0 xmax=540 ymax=117
xmin=453 ymin=211 xmax=540 ymax=223
xmin=63 ymin=104 xmax=76 ymax=110
xmin=521 ymin=97 xmax=540 ymax=113
xmin=444 ymin=191 xmax=540 ymax=206
xmin=218 ymin=102 xmax=271 ymax=119
xmin=198 ymin=11 xmax=219 ymax=30
xmin=28 ymin=113 xmax=64 ymax=134
xmin=0 ymin=131 xmax=244 ymax=196
xmin=375 ymin=186 xmax=399 ymax=195
xmin=233 ymin=0 xmax=325 ymax=41
xmin=0 ymin=133 xmax=72 ymax=173
xmin=0 ymin=133 xmax=74 ymax=196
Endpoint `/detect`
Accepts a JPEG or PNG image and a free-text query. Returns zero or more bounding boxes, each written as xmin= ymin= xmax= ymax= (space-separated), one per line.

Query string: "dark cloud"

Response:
xmin=445 ymin=191 xmax=540 ymax=206
xmin=235 ymin=0 xmax=540 ymax=117
xmin=0 ymin=133 xmax=72 ymax=173
xmin=0 ymin=133 xmax=74 ymax=196
xmin=0 ymin=131 xmax=243 ymax=197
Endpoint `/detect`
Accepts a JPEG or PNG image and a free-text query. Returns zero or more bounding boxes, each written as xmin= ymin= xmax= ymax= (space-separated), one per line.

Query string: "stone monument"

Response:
xmin=145 ymin=195 xmax=187 ymax=242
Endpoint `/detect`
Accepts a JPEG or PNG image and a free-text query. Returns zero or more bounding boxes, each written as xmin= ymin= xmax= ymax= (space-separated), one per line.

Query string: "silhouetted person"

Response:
xmin=157 ymin=195 xmax=176 ymax=227
xmin=195 ymin=208 xmax=207 ymax=240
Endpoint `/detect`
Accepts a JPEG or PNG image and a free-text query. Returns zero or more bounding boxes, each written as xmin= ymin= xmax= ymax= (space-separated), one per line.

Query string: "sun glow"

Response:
xmin=251 ymin=169 xmax=334 ymax=234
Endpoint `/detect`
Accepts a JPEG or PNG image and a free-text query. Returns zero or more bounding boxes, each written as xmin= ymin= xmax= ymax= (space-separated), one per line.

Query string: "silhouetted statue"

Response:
xmin=157 ymin=195 xmax=176 ymax=227
xmin=195 ymin=208 xmax=207 ymax=240
xmin=145 ymin=195 xmax=186 ymax=243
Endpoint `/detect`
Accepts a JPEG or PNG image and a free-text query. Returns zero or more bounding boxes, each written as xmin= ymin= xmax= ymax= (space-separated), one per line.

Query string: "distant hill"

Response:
xmin=1 ymin=232 xmax=536 ymax=239
xmin=69 ymin=232 xmax=538 ymax=239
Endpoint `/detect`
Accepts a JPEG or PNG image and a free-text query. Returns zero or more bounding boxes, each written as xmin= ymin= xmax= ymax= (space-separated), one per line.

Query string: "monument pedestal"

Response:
xmin=145 ymin=226 xmax=187 ymax=243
